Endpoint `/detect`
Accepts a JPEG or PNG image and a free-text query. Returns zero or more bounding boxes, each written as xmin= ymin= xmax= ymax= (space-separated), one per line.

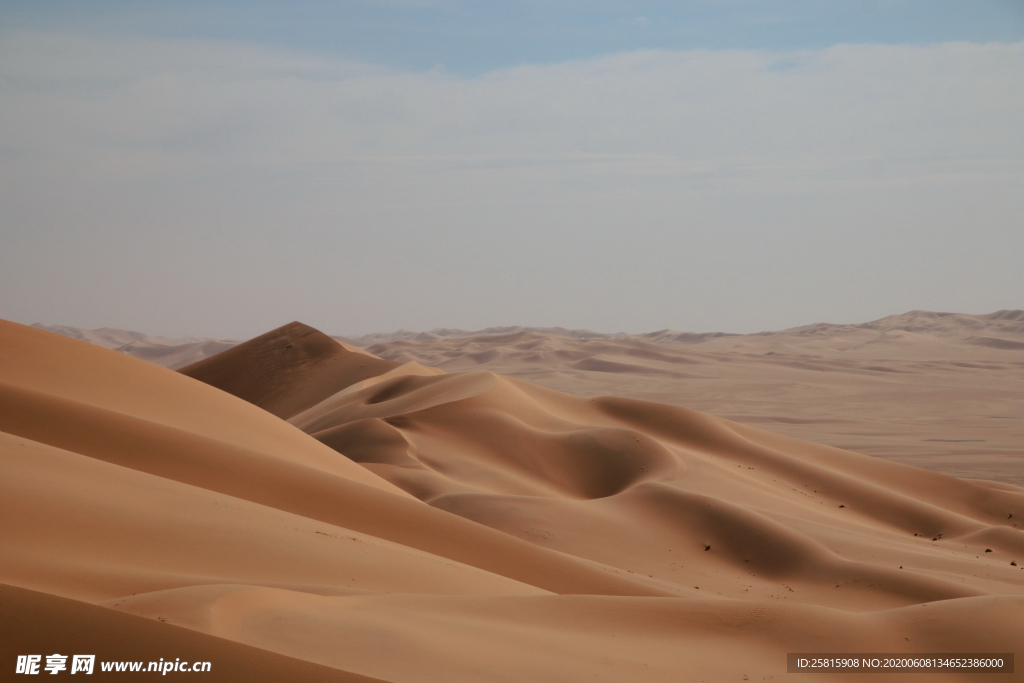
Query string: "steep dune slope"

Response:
xmin=178 ymin=322 xmax=401 ymax=419
xmin=0 ymin=320 xmax=404 ymax=494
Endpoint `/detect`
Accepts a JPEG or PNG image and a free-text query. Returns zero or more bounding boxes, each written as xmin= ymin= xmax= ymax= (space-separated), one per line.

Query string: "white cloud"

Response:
xmin=3 ymin=34 xmax=1019 ymax=174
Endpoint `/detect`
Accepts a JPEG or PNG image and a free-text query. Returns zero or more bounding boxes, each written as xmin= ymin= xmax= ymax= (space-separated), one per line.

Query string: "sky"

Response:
xmin=1 ymin=1 xmax=1022 ymax=339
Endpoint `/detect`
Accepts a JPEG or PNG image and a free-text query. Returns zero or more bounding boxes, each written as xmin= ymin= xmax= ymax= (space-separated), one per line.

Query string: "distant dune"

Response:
xmin=31 ymin=322 xmax=239 ymax=370
xmin=3 ymin=318 xmax=1022 ymax=681
xmin=41 ymin=310 xmax=1024 ymax=484
xmin=352 ymin=310 xmax=1024 ymax=486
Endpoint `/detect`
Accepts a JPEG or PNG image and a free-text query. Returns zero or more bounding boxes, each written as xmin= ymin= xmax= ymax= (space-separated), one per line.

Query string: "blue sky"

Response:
xmin=4 ymin=1 xmax=1023 ymax=74
xmin=1 ymin=2 xmax=1022 ymax=337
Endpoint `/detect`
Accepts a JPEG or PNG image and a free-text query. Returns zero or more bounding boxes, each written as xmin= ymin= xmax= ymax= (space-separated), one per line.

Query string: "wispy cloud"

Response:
xmin=0 ymin=32 xmax=1021 ymax=335
xmin=2 ymin=34 xmax=1018 ymax=179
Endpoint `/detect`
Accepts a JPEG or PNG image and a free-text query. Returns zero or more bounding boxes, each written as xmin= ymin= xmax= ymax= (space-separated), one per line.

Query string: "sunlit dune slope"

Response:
xmin=0 ymin=430 xmax=545 ymax=602
xmin=0 ymin=320 xmax=403 ymax=494
xmin=106 ymin=587 xmax=1023 ymax=683
xmin=3 ymin=318 xmax=1022 ymax=681
xmin=0 ymin=583 xmax=387 ymax=683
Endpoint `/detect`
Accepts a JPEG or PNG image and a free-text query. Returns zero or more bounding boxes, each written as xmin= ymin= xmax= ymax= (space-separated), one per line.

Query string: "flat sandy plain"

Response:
xmin=3 ymin=312 xmax=1022 ymax=681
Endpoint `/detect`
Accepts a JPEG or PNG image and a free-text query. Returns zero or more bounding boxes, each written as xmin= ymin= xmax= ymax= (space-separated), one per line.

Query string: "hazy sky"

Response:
xmin=1 ymin=1 xmax=1022 ymax=339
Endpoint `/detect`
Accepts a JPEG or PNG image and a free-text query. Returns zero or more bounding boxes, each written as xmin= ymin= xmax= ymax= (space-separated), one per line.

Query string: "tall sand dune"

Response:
xmin=2 ymin=318 xmax=1021 ymax=681
xmin=178 ymin=322 xmax=401 ymax=419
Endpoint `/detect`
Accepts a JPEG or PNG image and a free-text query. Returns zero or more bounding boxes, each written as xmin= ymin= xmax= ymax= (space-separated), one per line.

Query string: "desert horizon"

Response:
xmin=3 ymin=1 xmax=1021 ymax=679
xmin=33 ymin=308 xmax=1024 ymax=486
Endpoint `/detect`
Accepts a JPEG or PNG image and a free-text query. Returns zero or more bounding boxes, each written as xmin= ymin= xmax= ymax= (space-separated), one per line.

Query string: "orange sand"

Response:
xmin=3 ymin=319 xmax=1021 ymax=681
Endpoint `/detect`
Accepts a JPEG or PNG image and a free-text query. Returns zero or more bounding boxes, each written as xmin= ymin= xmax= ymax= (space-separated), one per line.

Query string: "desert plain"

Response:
xmin=2 ymin=311 xmax=1023 ymax=681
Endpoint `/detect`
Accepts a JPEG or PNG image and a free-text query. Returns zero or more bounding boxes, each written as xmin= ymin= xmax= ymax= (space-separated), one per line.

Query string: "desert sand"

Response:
xmin=345 ymin=311 xmax=1024 ymax=487
xmin=3 ymin=317 xmax=1022 ymax=681
xmin=44 ymin=311 xmax=1024 ymax=483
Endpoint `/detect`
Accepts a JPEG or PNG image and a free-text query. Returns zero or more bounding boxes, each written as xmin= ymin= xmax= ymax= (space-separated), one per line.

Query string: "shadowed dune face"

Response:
xmin=291 ymin=371 xmax=681 ymax=500
xmin=4 ymin=318 xmax=1024 ymax=681
xmin=178 ymin=322 xmax=400 ymax=419
xmin=313 ymin=418 xmax=422 ymax=467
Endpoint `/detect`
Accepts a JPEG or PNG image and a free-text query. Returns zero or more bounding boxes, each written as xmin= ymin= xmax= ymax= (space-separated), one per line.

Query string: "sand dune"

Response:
xmin=0 ymin=583 xmax=386 ymax=682
xmin=41 ymin=310 xmax=1023 ymax=483
xmin=113 ymin=339 xmax=238 ymax=370
xmin=3 ymin=318 xmax=1021 ymax=681
xmin=104 ymin=588 xmax=1022 ymax=683
xmin=33 ymin=323 xmax=239 ymax=370
xmin=0 ymin=321 xmax=405 ymax=494
xmin=353 ymin=310 xmax=1024 ymax=486
xmin=179 ymin=322 xmax=401 ymax=419
xmin=30 ymin=323 xmax=212 ymax=350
